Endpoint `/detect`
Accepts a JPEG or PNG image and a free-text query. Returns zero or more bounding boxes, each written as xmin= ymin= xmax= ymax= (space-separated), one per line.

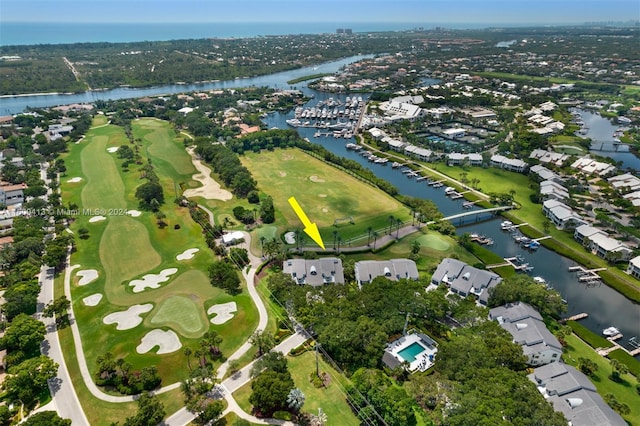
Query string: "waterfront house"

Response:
xmin=283 ymin=258 xmax=344 ymax=287
xmin=404 ymin=145 xmax=434 ymax=162
xmin=627 ymin=256 xmax=640 ymax=279
xmin=385 ymin=137 xmax=407 ymax=152
xmin=490 ymin=155 xmax=528 ymax=173
xmin=489 ymin=302 xmax=562 ymax=366
xmin=539 ymin=180 xmax=570 ymax=202
xmin=430 ymin=258 xmax=501 ymax=306
xmin=542 ymin=200 xmax=587 ymax=230
xmin=354 ymin=259 xmax=419 ymax=287
xmin=379 ymin=100 xmax=422 ymax=121
xmin=367 ymin=127 xmax=386 ymax=140
xmin=574 ymin=225 xmax=633 ymax=262
xmin=528 ymin=363 xmax=627 ymax=426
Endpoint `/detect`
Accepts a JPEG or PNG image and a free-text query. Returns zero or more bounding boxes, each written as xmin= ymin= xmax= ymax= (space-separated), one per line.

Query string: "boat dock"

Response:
xmin=568 ymin=266 xmax=606 ymax=284
xmin=559 ymin=312 xmax=588 ymax=323
xmin=487 ymin=255 xmax=533 ymax=271
xmin=597 ymin=336 xmax=640 ymax=357
xmin=463 ymin=201 xmax=477 ymax=209
xmin=533 ymin=236 xmax=552 ymax=242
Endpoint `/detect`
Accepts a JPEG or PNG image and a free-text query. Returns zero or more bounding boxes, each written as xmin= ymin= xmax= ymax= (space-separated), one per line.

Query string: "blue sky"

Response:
xmin=2 ymin=0 xmax=639 ymax=24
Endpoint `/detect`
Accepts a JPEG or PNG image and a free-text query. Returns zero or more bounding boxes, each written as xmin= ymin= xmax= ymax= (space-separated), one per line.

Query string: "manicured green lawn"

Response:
xmin=61 ymin=118 xmax=259 ymax=388
xmin=233 ymin=351 xmax=359 ymax=425
xmin=241 ymin=148 xmax=411 ymax=244
xmin=563 ymin=334 xmax=639 ymax=425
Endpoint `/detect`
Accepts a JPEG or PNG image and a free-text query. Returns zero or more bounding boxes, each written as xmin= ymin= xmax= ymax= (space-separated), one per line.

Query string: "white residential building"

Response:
xmin=490 ymin=155 xmax=528 ymax=173
xmin=571 ymin=158 xmax=617 ymax=177
xmin=529 ymin=149 xmax=569 ymax=166
xmin=489 ymin=302 xmax=562 ymax=366
xmin=540 ymin=180 xmax=569 ymax=202
xmin=608 ymin=173 xmax=640 ymax=192
xmin=542 ymin=200 xmax=586 ymax=230
xmin=404 ymin=145 xmax=434 ymax=162
xmin=574 ymin=225 xmax=633 ymax=262
xmin=530 ymin=164 xmax=561 ymax=182
xmin=379 ymin=100 xmax=422 ymax=120
xmin=447 ymin=152 xmax=482 ymax=166
xmin=627 ymin=256 xmax=640 ymax=279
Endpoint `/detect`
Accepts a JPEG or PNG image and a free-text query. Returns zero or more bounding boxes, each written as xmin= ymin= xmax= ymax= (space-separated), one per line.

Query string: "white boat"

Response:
xmin=533 ymin=276 xmax=547 ymax=284
xmin=500 ymin=220 xmax=513 ymax=230
xmin=603 ymin=327 xmax=621 ymax=337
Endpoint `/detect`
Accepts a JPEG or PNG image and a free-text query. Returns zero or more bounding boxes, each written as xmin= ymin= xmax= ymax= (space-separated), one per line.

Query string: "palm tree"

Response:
xmin=333 ymin=230 xmax=338 ymax=250
xmin=183 ymin=347 xmax=193 ymax=371
xmin=286 ymin=388 xmax=306 ymax=412
xmin=367 ymin=226 xmax=373 ymax=246
xmin=388 ymin=215 xmax=395 ymax=234
xmin=395 ymin=218 xmax=402 ymax=238
xmin=336 ymin=236 xmax=342 ymax=253
xmin=260 ymin=236 xmax=266 ymax=257
xmin=372 ymin=231 xmax=378 ymax=250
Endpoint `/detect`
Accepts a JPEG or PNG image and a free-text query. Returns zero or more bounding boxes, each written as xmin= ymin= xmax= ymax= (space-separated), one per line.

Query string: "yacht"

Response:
xmin=500 ymin=220 xmax=513 ymax=230
xmin=602 ymin=327 xmax=621 ymax=337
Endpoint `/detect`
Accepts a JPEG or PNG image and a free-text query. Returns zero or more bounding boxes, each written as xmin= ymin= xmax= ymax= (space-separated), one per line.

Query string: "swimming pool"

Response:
xmin=398 ymin=342 xmax=425 ymax=362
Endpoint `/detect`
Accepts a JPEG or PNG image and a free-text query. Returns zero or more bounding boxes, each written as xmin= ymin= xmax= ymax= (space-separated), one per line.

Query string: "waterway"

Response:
xmin=576 ymin=108 xmax=640 ymax=171
xmin=2 ymin=55 xmax=638 ymax=350
xmin=264 ymin=93 xmax=640 ymax=350
xmin=0 ymin=55 xmax=373 ymax=115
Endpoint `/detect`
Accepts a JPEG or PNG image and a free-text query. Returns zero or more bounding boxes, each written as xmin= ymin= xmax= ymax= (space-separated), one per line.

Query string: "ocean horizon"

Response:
xmin=0 ymin=21 xmax=574 ymax=47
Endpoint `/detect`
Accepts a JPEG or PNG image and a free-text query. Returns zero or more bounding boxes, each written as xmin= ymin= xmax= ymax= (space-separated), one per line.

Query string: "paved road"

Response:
xmin=37 ymin=265 xmax=90 ymax=426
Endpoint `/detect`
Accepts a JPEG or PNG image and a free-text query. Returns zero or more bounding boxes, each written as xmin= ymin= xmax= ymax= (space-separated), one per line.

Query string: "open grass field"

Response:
xmin=241 ymin=148 xmax=411 ymax=244
xmin=60 ymin=117 xmax=259 ymax=392
xmin=563 ymin=334 xmax=639 ymax=425
xmin=233 ymin=351 xmax=359 ymax=426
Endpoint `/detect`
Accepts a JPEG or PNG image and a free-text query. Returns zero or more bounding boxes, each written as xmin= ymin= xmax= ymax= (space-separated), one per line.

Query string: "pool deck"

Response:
xmin=385 ymin=333 xmax=437 ymax=372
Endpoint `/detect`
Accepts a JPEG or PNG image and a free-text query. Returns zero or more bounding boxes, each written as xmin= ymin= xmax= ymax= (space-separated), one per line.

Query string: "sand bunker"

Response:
xmin=67 ymin=177 xmax=82 ymax=183
xmin=76 ymin=269 xmax=99 ymax=286
xmin=176 ymin=248 xmax=199 ymax=261
xmin=322 ymin=207 xmax=329 ymax=212
xmin=106 ymin=147 xmax=119 ymax=153
xmin=83 ymin=293 xmax=103 ymax=306
xmin=89 ymin=216 xmax=107 ymax=223
xmin=128 ymin=268 xmax=178 ymax=293
xmin=127 ymin=210 xmax=142 ymax=217
xmin=318 ymin=194 xmax=327 ymax=198
xmin=207 ymin=301 xmax=237 ymax=325
xmin=103 ymin=304 xmax=153 ymax=330
xmin=183 ymin=147 xmax=233 ymax=201
xmin=279 ymin=171 xmax=287 ymax=177
xmin=309 ymin=175 xmax=326 ymax=183
xmin=136 ymin=329 xmax=182 ymax=354
xmin=284 ymin=232 xmax=296 ymax=244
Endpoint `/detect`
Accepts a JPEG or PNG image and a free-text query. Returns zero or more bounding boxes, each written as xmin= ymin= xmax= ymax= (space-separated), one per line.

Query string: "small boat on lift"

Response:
xmin=602 ymin=327 xmax=621 ymax=337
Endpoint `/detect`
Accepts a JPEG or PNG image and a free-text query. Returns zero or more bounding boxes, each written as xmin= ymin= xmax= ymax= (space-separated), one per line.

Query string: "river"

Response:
xmin=0 ymin=56 xmax=372 ymax=115
xmin=2 ymin=55 xmax=638 ymax=350
xmin=264 ymin=93 xmax=640 ymax=350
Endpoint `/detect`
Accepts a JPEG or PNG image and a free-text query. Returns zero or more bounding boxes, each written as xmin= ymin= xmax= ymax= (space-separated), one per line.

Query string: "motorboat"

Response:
xmin=533 ymin=276 xmax=547 ymax=284
xmin=602 ymin=327 xmax=621 ymax=337
xmin=501 ymin=220 xmax=513 ymax=230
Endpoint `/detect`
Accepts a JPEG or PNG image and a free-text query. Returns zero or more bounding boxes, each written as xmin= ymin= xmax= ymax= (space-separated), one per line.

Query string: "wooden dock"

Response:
xmin=487 ymin=256 xmax=531 ymax=271
xmin=568 ymin=265 xmax=606 ymax=283
xmin=533 ymin=236 xmax=552 ymax=242
xmin=560 ymin=312 xmax=588 ymax=323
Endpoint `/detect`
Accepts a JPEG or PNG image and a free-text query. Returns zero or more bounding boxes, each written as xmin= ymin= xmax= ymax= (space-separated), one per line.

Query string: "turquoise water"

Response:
xmin=398 ymin=342 xmax=425 ymax=362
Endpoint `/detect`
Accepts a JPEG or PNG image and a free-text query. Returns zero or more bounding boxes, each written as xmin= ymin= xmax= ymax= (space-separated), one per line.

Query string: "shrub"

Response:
xmin=273 ymin=411 xmax=293 ymax=421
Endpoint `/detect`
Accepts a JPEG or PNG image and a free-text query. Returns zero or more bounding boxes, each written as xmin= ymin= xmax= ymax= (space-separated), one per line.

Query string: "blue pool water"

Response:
xmin=398 ymin=342 xmax=425 ymax=362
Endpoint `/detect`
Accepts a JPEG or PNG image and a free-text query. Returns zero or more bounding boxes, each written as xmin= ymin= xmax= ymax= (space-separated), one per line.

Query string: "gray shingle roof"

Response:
xmin=282 ymin=258 xmax=344 ymax=287
xmin=354 ymin=259 xmax=419 ymax=285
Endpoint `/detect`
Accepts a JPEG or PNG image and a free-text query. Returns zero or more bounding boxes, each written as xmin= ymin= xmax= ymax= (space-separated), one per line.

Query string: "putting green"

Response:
xmin=140 ymin=119 xmax=195 ymax=176
xmin=148 ymin=294 xmax=208 ymax=338
xmin=416 ymin=234 xmax=451 ymax=251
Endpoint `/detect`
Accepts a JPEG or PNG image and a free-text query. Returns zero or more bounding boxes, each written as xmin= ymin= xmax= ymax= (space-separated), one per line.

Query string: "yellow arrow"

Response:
xmin=288 ymin=196 xmax=325 ymax=250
